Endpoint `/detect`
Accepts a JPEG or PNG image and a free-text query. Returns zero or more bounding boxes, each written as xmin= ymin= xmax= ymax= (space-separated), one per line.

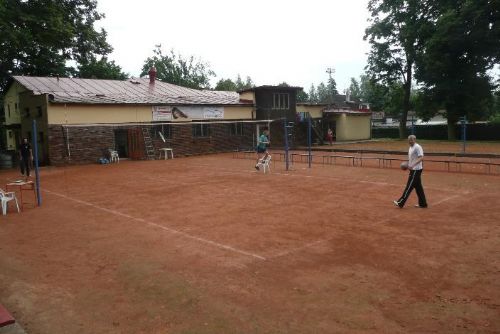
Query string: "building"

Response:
xmin=2 ymin=73 xmax=372 ymax=165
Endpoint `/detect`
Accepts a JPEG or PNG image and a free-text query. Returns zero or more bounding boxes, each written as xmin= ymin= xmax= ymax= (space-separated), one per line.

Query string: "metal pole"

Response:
xmin=307 ymin=115 xmax=312 ymax=168
xmin=32 ymin=120 xmax=42 ymax=206
xmin=461 ymin=116 xmax=467 ymax=153
xmin=284 ymin=119 xmax=289 ymax=171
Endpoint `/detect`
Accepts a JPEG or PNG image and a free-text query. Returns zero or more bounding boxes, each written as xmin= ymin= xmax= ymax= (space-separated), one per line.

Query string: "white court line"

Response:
xmin=188 ymin=164 xmax=461 ymax=193
xmin=43 ymin=189 xmax=266 ymax=261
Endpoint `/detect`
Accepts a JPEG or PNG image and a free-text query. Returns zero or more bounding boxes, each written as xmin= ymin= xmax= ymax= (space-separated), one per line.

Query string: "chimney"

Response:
xmin=148 ymin=67 xmax=157 ymax=84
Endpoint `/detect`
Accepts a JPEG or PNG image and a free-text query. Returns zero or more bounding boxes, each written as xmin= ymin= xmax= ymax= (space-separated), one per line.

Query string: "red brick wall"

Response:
xmin=48 ymin=123 xmax=259 ymax=165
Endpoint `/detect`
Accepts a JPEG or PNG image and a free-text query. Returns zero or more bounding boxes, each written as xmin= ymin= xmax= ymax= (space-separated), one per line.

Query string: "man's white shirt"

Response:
xmin=409 ymin=143 xmax=424 ymax=170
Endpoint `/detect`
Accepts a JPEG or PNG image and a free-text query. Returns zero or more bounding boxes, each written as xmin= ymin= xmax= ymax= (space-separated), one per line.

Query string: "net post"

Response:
xmin=307 ymin=115 xmax=312 ymax=168
xmin=32 ymin=120 xmax=42 ymax=206
xmin=284 ymin=118 xmax=289 ymax=171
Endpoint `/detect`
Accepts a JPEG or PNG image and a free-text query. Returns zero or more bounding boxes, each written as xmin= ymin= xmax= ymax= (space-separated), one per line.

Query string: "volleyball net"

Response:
xmin=50 ymin=119 xmax=289 ymax=165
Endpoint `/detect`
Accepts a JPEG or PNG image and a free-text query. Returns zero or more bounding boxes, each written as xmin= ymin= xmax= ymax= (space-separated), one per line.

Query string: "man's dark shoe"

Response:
xmin=414 ymin=204 xmax=428 ymax=208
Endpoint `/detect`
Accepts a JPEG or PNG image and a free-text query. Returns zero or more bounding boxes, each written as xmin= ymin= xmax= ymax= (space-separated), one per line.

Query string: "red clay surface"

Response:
xmin=0 ymin=154 xmax=499 ymax=333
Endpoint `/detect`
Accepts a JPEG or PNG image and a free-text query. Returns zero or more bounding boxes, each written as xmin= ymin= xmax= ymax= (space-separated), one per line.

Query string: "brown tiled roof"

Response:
xmin=12 ymin=76 xmax=249 ymax=106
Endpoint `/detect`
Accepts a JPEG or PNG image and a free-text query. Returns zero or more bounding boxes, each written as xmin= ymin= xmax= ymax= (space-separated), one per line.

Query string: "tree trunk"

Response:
xmin=447 ymin=120 xmax=457 ymax=140
xmin=399 ymin=64 xmax=413 ymax=139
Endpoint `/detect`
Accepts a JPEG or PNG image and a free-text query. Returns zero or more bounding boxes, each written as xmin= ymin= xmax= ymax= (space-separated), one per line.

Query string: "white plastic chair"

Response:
xmin=109 ymin=149 xmax=119 ymax=163
xmin=258 ymin=155 xmax=272 ymax=174
xmin=0 ymin=188 xmax=20 ymax=215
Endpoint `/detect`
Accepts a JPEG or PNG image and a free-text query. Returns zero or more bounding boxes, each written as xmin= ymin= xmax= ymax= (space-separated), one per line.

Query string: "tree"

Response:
xmin=364 ymin=0 xmax=432 ymax=138
xmin=327 ymin=76 xmax=338 ymax=96
xmin=78 ymin=56 xmax=128 ymax=80
xmin=0 ymin=0 xmax=113 ymax=92
xmin=416 ymin=0 xmax=499 ymax=139
xmin=215 ymin=78 xmax=238 ymax=91
xmin=297 ymin=89 xmax=309 ymax=102
xmin=358 ymin=75 xmax=388 ymax=111
xmin=316 ymin=82 xmax=330 ymax=104
xmin=235 ymin=74 xmax=254 ymax=91
xmin=141 ymin=46 xmax=215 ymax=89
xmin=308 ymin=84 xmax=319 ymax=103
xmin=348 ymin=78 xmax=361 ymax=99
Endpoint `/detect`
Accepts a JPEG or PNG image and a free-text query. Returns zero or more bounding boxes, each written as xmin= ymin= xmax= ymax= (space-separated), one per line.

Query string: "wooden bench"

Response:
xmin=357 ymin=156 xmax=383 ymax=168
xmin=322 ymin=155 xmax=356 ymax=166
xmin=291 ymin=153 xmax=313 ymax=164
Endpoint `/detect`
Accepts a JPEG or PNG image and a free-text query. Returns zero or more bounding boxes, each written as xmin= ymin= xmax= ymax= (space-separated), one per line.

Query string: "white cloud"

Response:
xmin=96 ymin=0 xmax=370 ymax=91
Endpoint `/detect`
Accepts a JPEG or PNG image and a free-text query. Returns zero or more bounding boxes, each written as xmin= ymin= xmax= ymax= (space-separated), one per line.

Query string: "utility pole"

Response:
xmin=326 ymin=67 xmax=335 ymax=79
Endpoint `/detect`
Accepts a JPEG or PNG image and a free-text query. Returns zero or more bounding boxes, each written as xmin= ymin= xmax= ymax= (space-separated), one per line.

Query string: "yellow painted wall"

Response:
xmin=239 ymin=91 xmax=255 ymax=102
xmin=48 ymin=104 xmax=152 ymax=124
xmin=3 ymin=82 xmax=23 ymax=125
xmin=335 ymin=114 xmax=371 ymax=141
xmin=48 ymin=104 xmax=254 ymax=124
xmin=296 ymin=105 xmax=323 ymax=118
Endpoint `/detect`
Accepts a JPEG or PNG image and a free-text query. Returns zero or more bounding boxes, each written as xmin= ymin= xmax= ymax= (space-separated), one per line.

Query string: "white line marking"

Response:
xmin=43 ymin=189 xmax=266 ymax=261
xmin=269 ymin=239 xmax=326 ymax=259
xmin=433 ymin=193 xmax=468 ymax=206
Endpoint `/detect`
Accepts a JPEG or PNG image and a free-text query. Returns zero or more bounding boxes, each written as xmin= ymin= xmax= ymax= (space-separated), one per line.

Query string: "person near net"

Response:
xmin=394 ymin=135 xmax=428 ymax=208
xmin=255 ymin=129 xmax=270 ymax=170
xmin=18 ymin=137 xmax=33 ymax=178
xmin=326 ymin=128 xmax=334 ymax=145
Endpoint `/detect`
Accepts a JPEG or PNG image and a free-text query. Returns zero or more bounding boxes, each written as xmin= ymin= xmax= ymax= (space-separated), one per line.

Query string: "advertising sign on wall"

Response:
xmin=152 ymin=106 xmax=224 ymax=121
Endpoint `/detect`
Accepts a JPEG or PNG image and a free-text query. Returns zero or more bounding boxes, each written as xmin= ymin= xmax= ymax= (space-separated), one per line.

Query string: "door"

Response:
xmin=127 ymin=128 xmax=145 ymax=160
xmin=114 ymin=129 xmax=129 ymax=158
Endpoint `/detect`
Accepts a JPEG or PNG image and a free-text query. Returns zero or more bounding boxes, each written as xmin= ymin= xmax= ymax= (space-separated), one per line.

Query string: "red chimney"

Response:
xmin=148 ymin=67 xmax=157 ymax=84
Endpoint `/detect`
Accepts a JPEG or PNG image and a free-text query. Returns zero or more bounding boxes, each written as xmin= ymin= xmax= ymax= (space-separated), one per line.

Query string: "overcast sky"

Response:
xmin=96 ymin=0 xmax=371 ymax=92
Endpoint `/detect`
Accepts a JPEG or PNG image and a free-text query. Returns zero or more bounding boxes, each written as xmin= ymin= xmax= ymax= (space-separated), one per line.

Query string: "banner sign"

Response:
xmin=152 ymin=106 xmax=224 ymax=121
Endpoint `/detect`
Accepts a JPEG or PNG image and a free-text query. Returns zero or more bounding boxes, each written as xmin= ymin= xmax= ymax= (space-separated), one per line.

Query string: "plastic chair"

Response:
xmin=258 ymin=155 xmax=272 ymax=174
xmin=0 ymin=188 xmax=20 ymax=215
xmin=109 ymin=149 xmax=119 ymax=163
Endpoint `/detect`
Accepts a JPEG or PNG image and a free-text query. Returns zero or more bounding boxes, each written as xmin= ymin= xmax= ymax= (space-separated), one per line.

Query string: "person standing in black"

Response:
xmin=18 ymin=138 xmax=33 ymax=178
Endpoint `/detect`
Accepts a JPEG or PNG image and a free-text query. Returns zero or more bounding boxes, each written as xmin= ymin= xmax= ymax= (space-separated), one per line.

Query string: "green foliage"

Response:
xmin=214 ymin=74 xmax=254 ymax=91
xmin=235 ymin=74 xmax=254 ymax=90
xmin=141 ymin=46 xmax=215 ymax=89
xmin=348 ymin=78 xmax=361 ymax=99
xmin=358 ymin=75 xmax=388 ymax=111
xmin=415 ymin=0 xmax=499 ymax=138
xmin=296 ymin=89 xmax=309 ymax=102
xmin=365 ymin=0 xmax=432 ymax=138
xmin=214 ymin=78 xmax=238 ymax=91
xmin=0 ymin=0 xmax=113 ymax=91
xmin=78 ymin=56 xmax=128 ymax=80
xmin=308 ymin=84 xmax=318 ymax=103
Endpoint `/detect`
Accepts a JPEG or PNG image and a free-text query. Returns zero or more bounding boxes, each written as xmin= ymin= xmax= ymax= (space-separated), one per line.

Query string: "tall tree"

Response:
xmin=78 ymin=56 xmax=128 ymax=80
xmin=215 ymin=78 xmax=238 ymax=91
xmin=359 ymin=75 xmax=390 ymax=112
xmin=0 ymin=0 xmax=113 ymax=91
xmin=308 ymin=84 xmax=318 ymax=103
xmin=364 ymin=0 xmax=432 ymax=138
xmin=296 ymin=89 xmax=309 ymax=102
xmin=348 ymin=78 xmax=361 ymax=99
xmin=416 ymin=0 xmax=499 ymax=139
xmin=141 ymin=46 xmax=215 ymax=89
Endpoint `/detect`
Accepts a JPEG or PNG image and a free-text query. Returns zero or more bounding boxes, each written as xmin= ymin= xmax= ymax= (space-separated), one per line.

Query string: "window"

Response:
xmin=25 ymin=108 xmax=30 ymax=118
xmin=153 ymin=124 xmax=172 ymax=140
xmin=7 ymin=104 xmax=11 ymax=118
xmin=192 ymin=123 xmax=211 ymax=137
xmin=229 ymin=122 xmax=244 ymax=136
xmin=273 ymin=93 xmax=289 ymax=110
xmin=37 ymin=106 xmax=42 ymax=117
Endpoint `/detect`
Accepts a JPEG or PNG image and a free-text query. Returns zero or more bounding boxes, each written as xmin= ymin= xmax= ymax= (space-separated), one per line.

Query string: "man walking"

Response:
xmin=394 ymin=135 xmax=428 ymax=208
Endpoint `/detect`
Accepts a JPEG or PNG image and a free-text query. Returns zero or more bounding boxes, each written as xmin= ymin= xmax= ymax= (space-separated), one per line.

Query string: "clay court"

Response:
xmin=0 ymin=150 xmax=499 ymax=333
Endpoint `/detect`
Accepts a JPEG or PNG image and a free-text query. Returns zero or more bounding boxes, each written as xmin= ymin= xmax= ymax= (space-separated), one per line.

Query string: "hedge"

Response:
xmin=372 ymin=123 xmax=500 ymax=140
